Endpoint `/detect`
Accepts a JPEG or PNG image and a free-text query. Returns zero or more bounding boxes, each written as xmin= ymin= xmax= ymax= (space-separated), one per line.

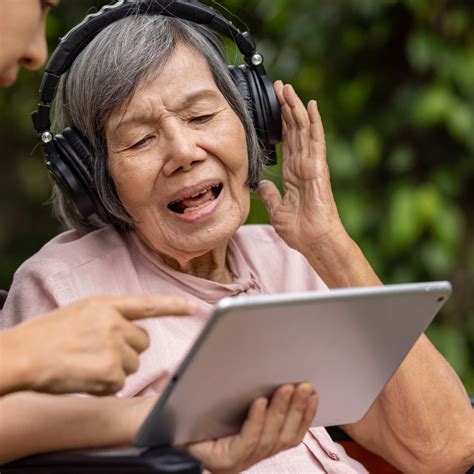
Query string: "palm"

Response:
xmin=187 ymin=435 xmax=244 ymax=472
xmin=258 ymin=82 xmax=342 ymax=253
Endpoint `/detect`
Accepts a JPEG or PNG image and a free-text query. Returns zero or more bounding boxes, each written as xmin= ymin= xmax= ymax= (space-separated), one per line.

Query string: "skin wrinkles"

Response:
xmin=106 ymin=44 xmax=250 ymax=282
xmin=109 ymin=89 xmax=226 ymax=145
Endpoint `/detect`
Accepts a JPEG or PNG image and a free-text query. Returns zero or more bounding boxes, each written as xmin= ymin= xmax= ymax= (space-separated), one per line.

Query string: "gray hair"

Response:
xmin=52 ymin=14 xmax=266 ymax=232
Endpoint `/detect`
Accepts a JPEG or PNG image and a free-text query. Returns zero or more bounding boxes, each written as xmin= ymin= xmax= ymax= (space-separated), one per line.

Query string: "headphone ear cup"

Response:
xmin=49 ymin=128 xmax=107 ymax=221
xmin=228 ymin=65 xmax=281 ymax=165
xmin=228 ymin=65 xmax=253 ymax=120
xmin=251 ymin=68 xmax=282 ymax=147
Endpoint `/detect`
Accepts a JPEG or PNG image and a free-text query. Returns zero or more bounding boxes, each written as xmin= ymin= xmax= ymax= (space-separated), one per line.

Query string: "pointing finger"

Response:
xmin=102 ymin=294 xmax=196 ymax=321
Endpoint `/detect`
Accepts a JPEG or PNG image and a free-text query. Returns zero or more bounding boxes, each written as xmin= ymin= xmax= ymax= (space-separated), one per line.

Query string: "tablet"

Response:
xmin=134 ymin=281 xmax=451 ymax=448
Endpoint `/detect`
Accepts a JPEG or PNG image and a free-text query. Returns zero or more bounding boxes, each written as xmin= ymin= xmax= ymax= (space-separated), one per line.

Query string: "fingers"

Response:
xmin=295 ymin=391 xmax=319 ymax=441
xmin=247 ymin=383 xmax=317 ymax=464
xmin=282 ymin=84 xmax=311 ymax=133
xmin=307 ymin=99 xmax=326 ymax=161
xmin=250 ymin=385 xmax=295 ymax=459
xmin=274 ymin=80 xmax=293 ymax=129
xmin=104 ymin=294 xmax=196 ymax=321
xmin=185 ymin=397 xmax=268 ymax=472
xmin=274 ymin=80 xmax=326 ymax=167
xmin=122 ymin=321 xmax=150 ymax=353
xmin=277 ymin=383 xmax=318 ymax=450
xmin=184 ymin=388 xmax=315 ymax=473
xmin=256 ymin=180 xmax=282 ymax=217
xmin=236 ymin=397 xmax=268 ymax=448
xmin=121 ymin=343 xmax=140 ymax=375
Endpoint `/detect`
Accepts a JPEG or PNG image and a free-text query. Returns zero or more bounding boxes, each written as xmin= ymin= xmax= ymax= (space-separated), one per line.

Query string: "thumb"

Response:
xmin=256 ymin=180 xmax=282 ymax=217
xmin=104 ymin=294 xmax=196 ymax=321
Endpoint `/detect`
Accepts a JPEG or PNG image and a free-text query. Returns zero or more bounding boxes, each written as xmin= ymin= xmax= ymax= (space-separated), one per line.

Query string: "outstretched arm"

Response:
xmin=0 ymin=392 xmax=152 ymax=465
xmin=0 ymin=384 xmax=318 ymax=470
xmin=258 ymin=81 xmax=474 ymax=472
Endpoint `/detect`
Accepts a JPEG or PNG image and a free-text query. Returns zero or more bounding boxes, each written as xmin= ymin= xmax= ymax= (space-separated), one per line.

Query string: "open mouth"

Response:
xmin=167 ymin=183 xmax=223 ymax=214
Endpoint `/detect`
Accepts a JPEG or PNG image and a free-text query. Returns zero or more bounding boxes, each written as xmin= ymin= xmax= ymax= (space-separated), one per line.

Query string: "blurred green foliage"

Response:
xmin=0 ymin=0 xmax=472 ymax=391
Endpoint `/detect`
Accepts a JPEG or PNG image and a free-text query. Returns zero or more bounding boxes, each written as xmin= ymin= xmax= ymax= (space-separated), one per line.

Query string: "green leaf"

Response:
xmin=387 ymin=186 xmax=421 ymax=252
xmin=412 ymin=85 xmax=455 ymax=126
xmin=426 ymin=324 xmax=470 ymax=378
xmin=354 ymin=126 xmax=382 ymax=168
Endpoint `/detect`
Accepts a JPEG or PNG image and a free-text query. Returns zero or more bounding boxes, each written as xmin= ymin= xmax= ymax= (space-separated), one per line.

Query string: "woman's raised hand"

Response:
xmin=257 ymin=81 xmax=345 ymax=256
xmin=186 ymin=383 xmax=318 ymax=473
xmin=0 ymin=294 xmax=195 ymax=396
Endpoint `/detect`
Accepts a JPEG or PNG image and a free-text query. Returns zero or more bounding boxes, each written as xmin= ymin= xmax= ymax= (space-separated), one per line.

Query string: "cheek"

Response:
xmin=217 ymin=121 xmax=249 ymax=177
xmin=4 ymin=4 xmax=42 ymax=50
xmin=108 ymin=158 xmax=158 ymax=208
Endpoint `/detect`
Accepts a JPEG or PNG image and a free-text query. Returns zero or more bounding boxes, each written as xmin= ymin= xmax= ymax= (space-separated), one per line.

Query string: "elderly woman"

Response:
xmin=2 ymin=10 xmax=473 ymax=473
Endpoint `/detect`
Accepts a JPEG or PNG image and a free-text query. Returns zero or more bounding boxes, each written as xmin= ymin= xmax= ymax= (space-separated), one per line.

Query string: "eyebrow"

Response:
xmin=111 ymin=89 xmax=221 ymax=134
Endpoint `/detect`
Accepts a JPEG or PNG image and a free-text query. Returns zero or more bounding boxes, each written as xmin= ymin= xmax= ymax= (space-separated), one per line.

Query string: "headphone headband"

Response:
xmin=33 ymin=0 xmax=265 ymax=133
xmin=49 ymin=0 xmax=258 ymax=75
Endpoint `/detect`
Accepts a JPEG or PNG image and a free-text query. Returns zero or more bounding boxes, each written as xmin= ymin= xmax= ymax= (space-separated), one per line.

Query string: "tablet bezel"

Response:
xmin=135 ymin=281 xmax=451 ymax=447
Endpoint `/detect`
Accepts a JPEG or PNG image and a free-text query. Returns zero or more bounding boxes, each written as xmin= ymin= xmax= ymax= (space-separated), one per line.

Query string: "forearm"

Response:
xmin=344 ymin=331 xmax=474 ymax=472
xmin=301 ymin=228 xmax=381 ymax=288
xmin=0 ymin=328 xmax=36 ymax=396
xmin=0 ymin=392 xmax=152 ymax=464
xmin=303 ymin=232 xmax=474 ymax=470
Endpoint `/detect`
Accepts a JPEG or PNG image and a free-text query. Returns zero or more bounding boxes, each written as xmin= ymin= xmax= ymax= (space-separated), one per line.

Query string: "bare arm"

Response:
xmin=306 ymin=231 xmax=474 ymax=473
xmin=258 ymin=81 xmax=474 ymax=472
xmin=0 ymin=392 xmax=152 ymax=464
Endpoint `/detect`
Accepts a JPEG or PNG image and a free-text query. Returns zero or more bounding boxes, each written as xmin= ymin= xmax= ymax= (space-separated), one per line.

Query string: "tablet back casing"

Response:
xmin=135 ymin=281 xmax=451 ymax=447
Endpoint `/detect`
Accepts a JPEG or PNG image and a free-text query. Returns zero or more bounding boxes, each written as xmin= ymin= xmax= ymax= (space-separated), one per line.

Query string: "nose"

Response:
xmin=21 ymin=21 xmax=48 ymax=71
xmin=161 ymin=125 xmax=207 ymax=176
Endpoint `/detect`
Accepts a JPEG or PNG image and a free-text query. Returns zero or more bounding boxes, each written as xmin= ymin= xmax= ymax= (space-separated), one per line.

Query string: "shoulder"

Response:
xmin=13 ymin=225 xmax=126 ymax=279
xmin=233 ymin=224 xmax=284 ymax=246
xmin=1 ymin=226 xmax=130 ymax=327
xmin=232 ymin=225 xmax=328 ymax=292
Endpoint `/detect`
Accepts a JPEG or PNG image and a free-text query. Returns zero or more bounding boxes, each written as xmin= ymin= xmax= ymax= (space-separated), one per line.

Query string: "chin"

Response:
xmin=182 ymin=224 xmax=238 ymax=251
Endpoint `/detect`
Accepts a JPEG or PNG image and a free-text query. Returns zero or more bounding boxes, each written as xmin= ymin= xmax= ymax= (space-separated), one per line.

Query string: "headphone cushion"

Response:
xmin=228 ymin=65 xmax=253 ymax=119
xmin=243 ymin=66 xmax=267 ymax=141
xmin=229 ymin=65 xmax=281 ymax=152
xmin=53 ymin=128 xmax=107 ymax=219
xmin=61 ymin=127 xmax=94 ymax=182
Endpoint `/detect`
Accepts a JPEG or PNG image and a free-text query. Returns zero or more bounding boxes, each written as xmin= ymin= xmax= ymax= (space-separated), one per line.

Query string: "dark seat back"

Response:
xmin=0 ymin=290 xmax=7 ymax=309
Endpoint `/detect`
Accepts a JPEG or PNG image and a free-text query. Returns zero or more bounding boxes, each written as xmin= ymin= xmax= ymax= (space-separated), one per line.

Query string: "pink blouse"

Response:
xmin=2 ymin=224 xmax=367 ymax=473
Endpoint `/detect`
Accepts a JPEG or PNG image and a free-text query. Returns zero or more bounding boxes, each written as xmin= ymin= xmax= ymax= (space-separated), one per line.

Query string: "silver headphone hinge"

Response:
xmin=250 ymin=53 xmax=263 ymax=66
xmin=41 ymin=131 xmax=53 ymax=143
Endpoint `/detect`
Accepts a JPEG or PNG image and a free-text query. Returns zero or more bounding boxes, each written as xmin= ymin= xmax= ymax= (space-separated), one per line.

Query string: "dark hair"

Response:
xmin=52 ymin=15 xmax=266 ymax=232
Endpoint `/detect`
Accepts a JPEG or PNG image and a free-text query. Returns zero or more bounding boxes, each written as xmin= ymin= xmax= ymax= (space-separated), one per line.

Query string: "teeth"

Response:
xmin=190 ymin=188 xmax=209 ymax=198
xmin=190 ymin=184 xmax=220 ymax=199
xmin=173 ymin=184 xmax=220 ymax=203
xmin=182 ymin=194 xmax=216 ymax=213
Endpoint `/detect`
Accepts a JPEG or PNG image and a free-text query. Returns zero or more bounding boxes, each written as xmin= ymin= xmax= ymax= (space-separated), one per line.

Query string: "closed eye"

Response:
xmin=130 ymin=135 xmax=154 ymax=150
xmin=190 ymin=114 xmax=214 ymax=125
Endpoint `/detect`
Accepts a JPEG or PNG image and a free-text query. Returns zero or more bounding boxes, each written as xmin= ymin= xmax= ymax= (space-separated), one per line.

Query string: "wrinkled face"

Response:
xmin=106 ymin=44 xmax=250 ymax=260
xmin=0 ymin=0 xmax=56 ymax=87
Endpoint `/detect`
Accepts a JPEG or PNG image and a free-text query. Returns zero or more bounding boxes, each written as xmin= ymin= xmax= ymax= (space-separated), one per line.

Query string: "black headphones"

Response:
xmin=32 ymin=0 xmax=282 ymax=222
